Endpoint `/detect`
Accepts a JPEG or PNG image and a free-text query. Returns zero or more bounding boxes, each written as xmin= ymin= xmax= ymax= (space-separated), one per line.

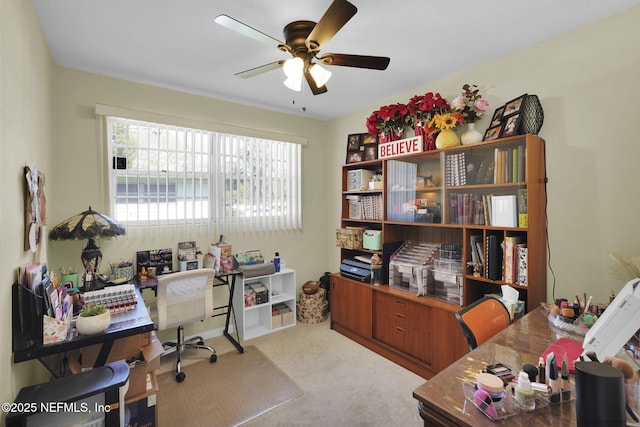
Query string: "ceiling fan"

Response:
xmin=214 ymin=0 xmax=390 ymax=95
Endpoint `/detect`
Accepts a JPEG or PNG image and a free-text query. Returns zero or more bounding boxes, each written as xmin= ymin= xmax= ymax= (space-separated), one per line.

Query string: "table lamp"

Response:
xmin=49 ymin=206 xmax=126 ymax=276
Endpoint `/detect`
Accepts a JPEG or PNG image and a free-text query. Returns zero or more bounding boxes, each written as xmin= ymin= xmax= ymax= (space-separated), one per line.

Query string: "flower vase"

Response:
xmin=435 ymin=128 xmax=459 ymax=149
xmin=380 ymin=128 xmax=404 ymax=143
xmin=389 ymin=127 xmax=404 ymax=141
xmin=422 ymin=126 xmax=438 ymax=151
xmin=461 ymin=122 xmax=483 ymax=145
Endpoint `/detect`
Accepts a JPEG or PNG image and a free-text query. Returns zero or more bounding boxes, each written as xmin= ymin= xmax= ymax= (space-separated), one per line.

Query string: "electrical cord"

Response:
xmin=542 ymin=140 xmax=557 ymax=302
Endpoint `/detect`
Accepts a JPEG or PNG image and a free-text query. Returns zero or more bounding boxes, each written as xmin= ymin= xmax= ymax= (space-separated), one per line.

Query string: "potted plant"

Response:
xmin=366 ymin=103 xmax=409 ymax=142
xmin=76 ymin=303 xmax=111 ymax=335
xmin=404 ymin=92 xmax=450 ymax=150
xmin=451 ymin=84 xmax=490 ymax=145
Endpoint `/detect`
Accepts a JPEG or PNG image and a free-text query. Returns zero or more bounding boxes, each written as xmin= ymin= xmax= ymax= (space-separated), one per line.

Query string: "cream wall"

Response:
xmin=328 ymin=6 xmax=640 ymax=305
xmin=1 ymin=0 xmax=55 ymax=409
xmin=48 ymin=68 xmax=330 ymax=342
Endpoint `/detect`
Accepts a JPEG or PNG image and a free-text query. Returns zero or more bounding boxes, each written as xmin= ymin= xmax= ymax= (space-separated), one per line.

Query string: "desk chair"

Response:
xmin=156 ymin=268 xmax=217 ymax=382
xmin=455 ymin=295 xmax=511 ymax=351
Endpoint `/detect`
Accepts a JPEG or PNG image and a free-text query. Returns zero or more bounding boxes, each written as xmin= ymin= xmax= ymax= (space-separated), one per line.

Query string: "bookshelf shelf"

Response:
xmin=332 ymin=133 xmax=547 ymax=378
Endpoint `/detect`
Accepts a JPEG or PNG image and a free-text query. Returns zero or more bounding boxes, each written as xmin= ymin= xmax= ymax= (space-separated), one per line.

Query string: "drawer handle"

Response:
xmin=396 ymin=327 xmax=405 ymax=334
xmin=395 ymin=313 xmax=405 ymax=319
xmin=395 ymin=300 xmax=405 ymax=306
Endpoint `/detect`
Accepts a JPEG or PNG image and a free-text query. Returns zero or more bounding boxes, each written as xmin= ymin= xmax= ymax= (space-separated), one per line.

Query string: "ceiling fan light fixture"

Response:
xmin=283 ymin=57 xmax=304 ymax=78
xmin=309 ymin=63 xmax=332 ymax=87
xmin=284 ymin=76 xmax=303 ymax=91
xmin=283 ymin=57 xmax=304 ymax=91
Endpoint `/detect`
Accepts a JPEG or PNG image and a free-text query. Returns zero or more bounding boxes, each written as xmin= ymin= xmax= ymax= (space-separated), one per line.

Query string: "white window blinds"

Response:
xmin=106 ymin=116 xmax=302 ymax=234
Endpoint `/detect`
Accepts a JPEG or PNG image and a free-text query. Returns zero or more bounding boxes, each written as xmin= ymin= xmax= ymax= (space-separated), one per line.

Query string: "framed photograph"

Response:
xmin=363 ymin=144 xmax=378 ymax=161
xmin=347 ymin=151 xmax=363 ymax=164
xmin=347 ymin=133 xmax=362 ymax=151
xmin=361 ymin=134 xmax=378 ymax=145
xmin=504 ymin=94 xmax=527 ymax=116
xmin=500 ymin=113 xmax=522 ymax=138
xmin=490 ymin=105 xmax=505 ymax=127
xmin=483 ymin=124 xmax=503 ymax=141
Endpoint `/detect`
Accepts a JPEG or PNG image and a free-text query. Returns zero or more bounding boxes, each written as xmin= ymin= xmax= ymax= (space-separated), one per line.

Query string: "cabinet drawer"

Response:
xmin=374 ymin=292 xmax=408 ymax=319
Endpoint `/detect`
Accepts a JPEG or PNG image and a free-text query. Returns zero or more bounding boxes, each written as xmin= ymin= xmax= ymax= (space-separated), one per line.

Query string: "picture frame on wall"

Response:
xmin=490 ymin=105 xmax=506 ymax=127
xmin=483 ymin=124 xmax=503 ymax=141
xmin=500 ymin=113 xmax=522 ymax=138
xmin=504 ymin=94 xmax=527 ymax=116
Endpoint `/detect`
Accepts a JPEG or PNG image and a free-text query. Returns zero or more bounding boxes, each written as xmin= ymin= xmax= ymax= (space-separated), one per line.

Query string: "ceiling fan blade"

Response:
xmin=304 ymin=70 xmax=328 ymax=95
xmin=305 ymin=0 xmax=357 ymax=51
xmin=235 ymin=61 xmax=285 ymax=78
xmin=318 ymin=53 xmax=390 ymax=70
xmin=215 ymin=14 xmax=284 ymax=49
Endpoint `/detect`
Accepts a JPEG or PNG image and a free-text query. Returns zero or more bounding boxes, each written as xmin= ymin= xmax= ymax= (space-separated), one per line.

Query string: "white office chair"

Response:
xmin=156 ymin=268 xmax=217 ymax=382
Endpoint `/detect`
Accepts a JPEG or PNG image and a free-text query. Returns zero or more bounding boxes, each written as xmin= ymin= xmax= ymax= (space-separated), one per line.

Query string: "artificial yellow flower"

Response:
xmin=429 ymin=113 xmax=459 ymax=130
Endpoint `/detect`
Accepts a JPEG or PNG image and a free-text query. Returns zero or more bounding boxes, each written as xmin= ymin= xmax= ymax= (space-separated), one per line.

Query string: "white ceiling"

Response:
xmin=32 ymin=0 xmax=639 ymax=121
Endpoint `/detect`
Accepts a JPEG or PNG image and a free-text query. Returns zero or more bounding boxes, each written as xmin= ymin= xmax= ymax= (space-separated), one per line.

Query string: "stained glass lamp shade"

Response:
xmin=49 ymin=206 xmax=126 ymax=274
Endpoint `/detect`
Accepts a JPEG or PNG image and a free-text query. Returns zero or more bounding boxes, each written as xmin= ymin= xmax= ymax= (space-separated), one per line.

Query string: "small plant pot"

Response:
xmin=76 ymin=310 xmax=111 ymax=335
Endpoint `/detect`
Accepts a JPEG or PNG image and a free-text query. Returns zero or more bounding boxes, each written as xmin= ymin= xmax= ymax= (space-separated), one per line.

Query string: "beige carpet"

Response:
xmin=157 ymin=345 xmax=303 ymax=427
xmin=156 ymin=318 xmax=425 ymax=426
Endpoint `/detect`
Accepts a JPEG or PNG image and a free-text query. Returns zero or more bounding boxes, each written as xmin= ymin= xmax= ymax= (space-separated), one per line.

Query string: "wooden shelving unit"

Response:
xmin=332 ymin=134 xmax=547 ymax=378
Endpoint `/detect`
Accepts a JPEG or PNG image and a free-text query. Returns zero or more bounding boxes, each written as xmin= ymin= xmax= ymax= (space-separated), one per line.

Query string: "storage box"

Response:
xmin=347 ymin=169 xmax=374 ymax=191
xmin=362 ymin=230 xmax=382 ymax=251
xmin=125 ymin=371 xmax=158 ymax=427
xmin=433 ymin=270 xmax=463 ymax=285
xmin=388 ymin=241 xmax=439 ymax=293
xmin=280 ymin=308 xmax=294 ymax=326
xmin=125 ymin=333 xmax=163 ymax=399
xmin=271 ymin=311 xmax=282 ymax=329
xmin=336 ymin=227 xmax=365 ymax=249
xmin=348 ymin=202 xmax=361 ymax=219
xmin=249 ymin=282 xmax=269 ymax=304
xmin=81 ymin=332 xmax=151 ymax=368
xmin=434 ymin=258 xmax=463 ymax=275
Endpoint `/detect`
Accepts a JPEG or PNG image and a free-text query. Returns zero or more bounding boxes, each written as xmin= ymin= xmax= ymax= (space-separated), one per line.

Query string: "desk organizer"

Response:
xmin=388 ymin=241 xmax=439 ymax=295
xmin=12 ymin=282 xmax=73 ymax=350
xmin=547 ymin=311 xmax=587 ymax=336
xmin=462 ymin=380 xmax=574 ymax=421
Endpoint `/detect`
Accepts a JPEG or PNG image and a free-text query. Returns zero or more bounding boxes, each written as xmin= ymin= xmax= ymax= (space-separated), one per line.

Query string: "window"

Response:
xmin=107 ymin=117 xmax=302 ymax=233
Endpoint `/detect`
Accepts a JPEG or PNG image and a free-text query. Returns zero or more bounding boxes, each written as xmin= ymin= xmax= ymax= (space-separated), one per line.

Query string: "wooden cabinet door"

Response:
xmin=330 ymin=274 xmax=372 ymax=338
xmin=403 ymin=301 xmax=432 ymax=364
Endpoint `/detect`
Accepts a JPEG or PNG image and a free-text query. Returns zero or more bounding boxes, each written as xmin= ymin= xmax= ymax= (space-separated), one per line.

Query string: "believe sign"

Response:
xmin=378 ymin=135 xmax=423 ymax=160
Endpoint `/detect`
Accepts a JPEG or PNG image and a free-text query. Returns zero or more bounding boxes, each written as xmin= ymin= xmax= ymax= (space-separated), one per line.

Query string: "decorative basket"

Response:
xmin=335 ymin=227 xmax=365 ymax=249
xmin=518 ymin=95 xmax=544 ymax=135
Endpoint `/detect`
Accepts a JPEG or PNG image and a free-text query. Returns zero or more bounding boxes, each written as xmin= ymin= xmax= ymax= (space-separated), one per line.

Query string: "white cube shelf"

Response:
xmin=233 ymin=268 xmax=296 ymax=341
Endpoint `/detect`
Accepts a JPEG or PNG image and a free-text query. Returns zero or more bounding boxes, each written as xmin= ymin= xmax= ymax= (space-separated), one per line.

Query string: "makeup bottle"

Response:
xmin=538 ymin=356 xmax=546 ymax=384
xmin=547 ymin=353 xmax=561 ymax=404
xmin=515 ymin=371 xmax=536 ymax=411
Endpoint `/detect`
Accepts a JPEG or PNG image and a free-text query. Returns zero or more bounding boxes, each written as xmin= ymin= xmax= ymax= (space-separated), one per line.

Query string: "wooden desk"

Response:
xmin=413 ymin=308 xmax=582 ymax=426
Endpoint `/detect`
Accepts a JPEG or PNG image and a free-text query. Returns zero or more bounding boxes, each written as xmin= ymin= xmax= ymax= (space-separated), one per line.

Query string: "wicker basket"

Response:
xmin=302 ymin=280 xmax=320 ymax=295
xmin=336 ymin=227 xmax=365 ymax=249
